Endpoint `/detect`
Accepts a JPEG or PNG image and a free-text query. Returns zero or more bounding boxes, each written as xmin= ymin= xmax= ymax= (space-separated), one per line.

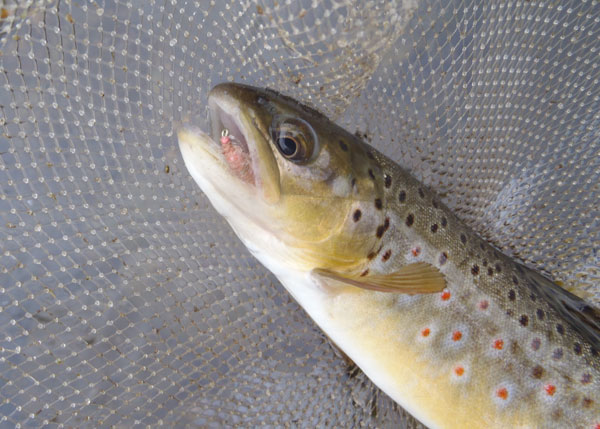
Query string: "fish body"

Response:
xmin=177 ymin=83 xmax=600 ymax=428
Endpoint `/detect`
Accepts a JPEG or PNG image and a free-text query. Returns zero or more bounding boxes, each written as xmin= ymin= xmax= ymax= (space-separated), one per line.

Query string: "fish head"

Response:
xmin=177 ymin=83 xmax=385 ymax=272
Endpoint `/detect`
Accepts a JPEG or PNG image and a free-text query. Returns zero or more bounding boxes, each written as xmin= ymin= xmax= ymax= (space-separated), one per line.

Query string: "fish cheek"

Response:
xmin=279 ymin=194 xmax=351 ymax=243
xmin=294 ymin=197 xmax=382 ymax=269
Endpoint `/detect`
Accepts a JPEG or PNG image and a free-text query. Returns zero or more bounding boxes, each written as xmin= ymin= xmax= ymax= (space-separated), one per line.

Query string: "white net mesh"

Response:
xmin=0 ymin=0 xmax=598 ymax=427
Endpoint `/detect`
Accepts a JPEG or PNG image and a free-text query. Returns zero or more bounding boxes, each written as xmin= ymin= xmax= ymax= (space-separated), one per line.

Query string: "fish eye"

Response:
xmin=270 ymin=116 xmax=318 ymax=163
xmin=277 ymin=135 xmax=299 ymax=157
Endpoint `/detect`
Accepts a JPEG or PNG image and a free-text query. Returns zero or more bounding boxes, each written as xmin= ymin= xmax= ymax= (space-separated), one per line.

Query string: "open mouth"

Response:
xmin=210 ymin=101 xmax=256 ymax=185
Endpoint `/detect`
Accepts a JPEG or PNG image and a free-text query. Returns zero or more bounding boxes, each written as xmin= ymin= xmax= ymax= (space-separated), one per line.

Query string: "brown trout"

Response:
xmin=177 ymin=83 xmax=600 ymax=428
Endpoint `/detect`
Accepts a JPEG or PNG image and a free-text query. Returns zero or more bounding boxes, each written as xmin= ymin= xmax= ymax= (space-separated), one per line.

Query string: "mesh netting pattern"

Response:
xmin=0 ymin=0 xmax=599 ymax=427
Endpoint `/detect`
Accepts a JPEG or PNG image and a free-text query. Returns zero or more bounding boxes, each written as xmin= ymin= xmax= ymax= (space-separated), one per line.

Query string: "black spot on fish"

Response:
xmin=556 ymin=324 xmax=565 ymax=335
xmin=368 ymin=169 xmax=375 ymax=180
xmin=506 ymin=309 xmax=514 ymax=317
xmin=441 ymin=217 xmax=447 ymax=228
xmin=418 ymin=188 xmax=425 ymax=198
xmin=382 ymin=250 xmax=392 ymax=262
xmin=367 ymin=251 xmax=377 ymax=260
xmin=529 ymin=293 xmax=537 ymax=302
xmin=339 ymin=140 xmax=348 ymax=151
xmin=384 ymin=175 xmax=391 ymax=188
xmin=482 ymin=260 xmax=488 ymax=266
xmin=353 ymin=210 xmax=362 ymax=222
xmin=432 ymin=200 xmax=438 ymax=209
xmin=374 ymin=198 xmax=383 ymax=210
xmin=360 ymin=269 xmax=369 ymax=277
xmin=508 ymin=289 xmax=516 ymax=301
xmin=460 ymin=233 xmax=467 ymax=244
xmin=487 ymin=267 xmax=494 ymax=276
xmin=582 ymin=397 xmax=594 ymax=408
xmin=531 ymin=338 xmax=541 ymax=351
xmin=519 ymin=315 xmax=529 ymax=327
xmin=406 ymin=214 xmax=414 ymax=227
xmin=398 ymin=190 xmax=406 ymax=203
xmin=480 ymin=243 xmax=485 ymax=251
xmin=532 ymin=365 xmax=544 ymax=379
xmin=376 ymin=219 xmax=389 ymax=239
xmin=431 ymin=224 xmax=438 ymax=233
xmin=495 ymin=263 xmax=502 ymax=273
xmin=536 ymin=309 xmax=545 ymax=320
xmin=439 ymin=252 xmax=448 ymax=265
xmin=512 ymin=275 xmax=519 ymax=285
xmin=471 ymin=265 xmax=479 ymax=275
xmin=552 ymin=348 xmax=563 ymax=360
xmin=573 ymin=343 xmax=582 ymax=355
xmin=592 ymin=347 xmax=599 ymax=357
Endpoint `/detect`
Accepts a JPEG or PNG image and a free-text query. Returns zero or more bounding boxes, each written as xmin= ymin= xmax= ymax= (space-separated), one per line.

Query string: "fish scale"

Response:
xmin=177 ymin=83 xmax=600 ymax=428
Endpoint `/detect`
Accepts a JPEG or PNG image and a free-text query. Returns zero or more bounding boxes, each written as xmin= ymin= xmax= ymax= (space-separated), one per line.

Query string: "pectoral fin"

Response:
xmin=313 ymin=262 xmax=446 ymax=294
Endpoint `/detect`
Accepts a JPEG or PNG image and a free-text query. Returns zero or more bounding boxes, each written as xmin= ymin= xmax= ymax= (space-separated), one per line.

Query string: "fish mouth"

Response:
xmin=206 ymin=83 xmax=282 ymax=204
xmin=208 ymin=91 xmax=257 ymax=186
xmin=177 ymin=83 xmax=281 ymax=205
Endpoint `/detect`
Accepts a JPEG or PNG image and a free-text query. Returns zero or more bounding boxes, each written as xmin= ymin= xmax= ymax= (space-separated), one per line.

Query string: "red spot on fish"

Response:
xmin=452 ymin=331 xmax=462 ymax=341
xmin=544 ymin=384 xmax=556 ymax=396
xmin=454 ymin=366 xmax=464 ymax=376
xmin=493 ymin=339 xmax=504 ymax=350
xmin=595 ymin=424 xmax=600 ymax=429
xmin=421 ymin=328 xmax=430 ymax=337
xmin=496 ymin=387 xmax=508 ymax=400
xmin=479 ymin=300 xmax=489 ymax=310
xmin=441 ymin=290 xmax=451 ymax=301
xmin=220 ymin=135 xmax=231 ymax=145
xmin=411 ymin=246 xmax=421 ymax=257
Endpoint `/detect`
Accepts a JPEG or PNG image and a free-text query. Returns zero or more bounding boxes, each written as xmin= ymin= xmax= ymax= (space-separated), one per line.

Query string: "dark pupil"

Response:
xmin=277 ymin=136 xmax=297 ymax=156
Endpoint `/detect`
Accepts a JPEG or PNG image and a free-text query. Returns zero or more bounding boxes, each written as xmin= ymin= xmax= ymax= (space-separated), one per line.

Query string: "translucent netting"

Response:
xmin=0 ymin=0 xmax=598 ymax=427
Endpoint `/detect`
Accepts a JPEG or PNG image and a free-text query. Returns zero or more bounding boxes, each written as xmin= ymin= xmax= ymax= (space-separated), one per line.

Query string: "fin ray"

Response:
xmin=313 ymin=262 xmax=446 ymax=294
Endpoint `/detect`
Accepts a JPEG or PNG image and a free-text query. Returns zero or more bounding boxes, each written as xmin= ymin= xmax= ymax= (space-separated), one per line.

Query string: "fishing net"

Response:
xmin=0 ymin=0 xmax=598 ymax=427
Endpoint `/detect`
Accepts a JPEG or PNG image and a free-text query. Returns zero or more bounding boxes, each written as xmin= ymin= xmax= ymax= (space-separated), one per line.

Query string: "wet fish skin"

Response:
xmin=177 ymin=83 xmax=600 ymax=428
